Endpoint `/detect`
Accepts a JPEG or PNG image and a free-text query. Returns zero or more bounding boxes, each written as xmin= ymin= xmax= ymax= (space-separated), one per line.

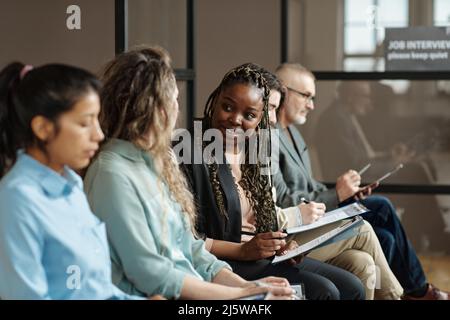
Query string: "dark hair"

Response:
xmin=203 ymin=63 xmax=278 ymax=233
xmin=0 ymin=62 xmax=101 ymax=177
xmin=262 ymin=69 xmax=286 ymax=108
xmin=204 ymin=63 xmax=270 ymax=129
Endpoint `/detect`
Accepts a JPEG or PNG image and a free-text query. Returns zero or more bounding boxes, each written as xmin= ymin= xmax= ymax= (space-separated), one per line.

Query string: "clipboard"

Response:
xmin=284 ymin=202 xmax=369 ymax=235
xmin=272 ymin=216 xmax=364 ymax=264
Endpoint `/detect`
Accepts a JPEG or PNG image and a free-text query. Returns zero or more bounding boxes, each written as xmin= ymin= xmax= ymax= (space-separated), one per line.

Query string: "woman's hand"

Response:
xmin=147 ymin=294 xmax=167 ymax=300
xmin=276 ymin=240 xmax=305 ymax=266
xmin=240 ymin=231 xmax=287 ymax=260
xmin=238 ymin=276 xmax=296 ymax=300
xmin=298 ymin=201 xmax=326 ymax=224
xmin=250 ymin=276 xmax=291 ymax=288
xmin=236 ymin=285 xmax=296 ymax=300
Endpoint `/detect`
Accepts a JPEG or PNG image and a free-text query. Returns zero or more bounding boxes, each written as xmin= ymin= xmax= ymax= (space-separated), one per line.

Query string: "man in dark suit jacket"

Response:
xmin=272 ymin=63 xmax=448 ymax=300
xmin=315 ymin=81 xmax=448 ymax=254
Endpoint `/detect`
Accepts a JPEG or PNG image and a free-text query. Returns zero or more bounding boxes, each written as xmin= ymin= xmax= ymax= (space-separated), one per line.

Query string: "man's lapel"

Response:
xmin=278 ymin=124 xmax=306 ymax=170
xmin=289 ymin=125 xmax=313 ymax=177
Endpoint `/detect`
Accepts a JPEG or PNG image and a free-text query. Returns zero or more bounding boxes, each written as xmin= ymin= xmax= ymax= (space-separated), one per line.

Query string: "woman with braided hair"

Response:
xmin=180 ymin=63 xmax=366 ymax=300
xmin=83 ymin=47 xmax=295 ymax=300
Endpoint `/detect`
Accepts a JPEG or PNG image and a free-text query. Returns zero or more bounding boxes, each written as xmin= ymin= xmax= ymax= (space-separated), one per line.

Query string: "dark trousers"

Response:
xmin=361 ymin=195 xmax=427 ymax=294
xmin=227 ymin=257 xmax=365 ymax=300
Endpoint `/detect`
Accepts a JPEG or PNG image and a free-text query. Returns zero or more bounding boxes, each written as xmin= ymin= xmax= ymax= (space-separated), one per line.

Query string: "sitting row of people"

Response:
xmin=273 ymin=63 xmax=448 ymax=300
xmin=0 ymin=46 xmax=447 ymax=300
xmin=0 ymin=51 xmax=291 ymax=300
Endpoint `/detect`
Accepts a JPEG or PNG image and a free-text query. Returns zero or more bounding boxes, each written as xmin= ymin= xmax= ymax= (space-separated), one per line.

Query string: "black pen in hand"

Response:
xmin=241 ymin=230 xmax=287 ymax=240
xmin=300 ymin=197 xmax=310 ymax=204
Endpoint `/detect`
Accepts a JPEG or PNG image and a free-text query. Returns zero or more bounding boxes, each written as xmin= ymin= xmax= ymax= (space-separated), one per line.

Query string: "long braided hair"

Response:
xmin=203 ymin=63 xmax=278 ymax=233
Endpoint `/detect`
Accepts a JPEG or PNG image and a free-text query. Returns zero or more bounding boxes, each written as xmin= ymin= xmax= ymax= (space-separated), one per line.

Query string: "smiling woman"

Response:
xmin=83 ymin=48 xmax=294 ymax=300
xmin=202 ymin=63 xmax=277 ymax=233
xmin=179 ymin=63 xmax=368 ymax=300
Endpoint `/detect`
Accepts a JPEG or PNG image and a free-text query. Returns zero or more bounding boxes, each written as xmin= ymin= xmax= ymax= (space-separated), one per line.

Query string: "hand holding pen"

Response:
xmin=353 ymin=163 xmax=376 ymax=199
xmin=240 ymin=231 xmax=288 ymax=260
xmin=297 ymin=197 xmax=326 ymax=225
xmin=336 ymin=164 xmax=371 ymax=202
xmin=276 ymin=240 xmax=305 ymax=266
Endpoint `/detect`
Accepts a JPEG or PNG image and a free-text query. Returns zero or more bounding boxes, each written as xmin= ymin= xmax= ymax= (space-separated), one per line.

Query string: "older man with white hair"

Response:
xmin=272 ymin=63 xmax=449 ymax=300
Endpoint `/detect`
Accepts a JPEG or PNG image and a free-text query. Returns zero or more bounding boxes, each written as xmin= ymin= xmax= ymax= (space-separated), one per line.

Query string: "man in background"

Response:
xmin=272 ymin=63 xmax=448 ymax=300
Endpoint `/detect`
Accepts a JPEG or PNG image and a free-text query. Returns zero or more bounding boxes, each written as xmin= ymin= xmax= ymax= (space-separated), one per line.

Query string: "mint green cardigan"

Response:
xmin=84 ymin=139 xmax=230 ymax=299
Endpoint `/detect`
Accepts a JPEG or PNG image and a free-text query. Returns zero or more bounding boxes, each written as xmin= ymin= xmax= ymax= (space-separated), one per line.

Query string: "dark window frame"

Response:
xmin=280 ymin=0 xmax=450 ymax=195
xmin=115 ymin=0 xmax=195 ymax=128
xmin=116 ymin=0 xmax=450 ymax=195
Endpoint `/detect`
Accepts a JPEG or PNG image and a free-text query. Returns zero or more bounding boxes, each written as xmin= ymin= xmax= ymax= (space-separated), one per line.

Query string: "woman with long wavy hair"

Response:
xmin=83 ymin=46 xmax=294 ymax=300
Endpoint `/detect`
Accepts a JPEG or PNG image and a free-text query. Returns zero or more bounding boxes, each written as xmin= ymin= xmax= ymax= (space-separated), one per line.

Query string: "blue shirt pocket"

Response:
xmin=88 ymin=221 xmax=110 ymax=258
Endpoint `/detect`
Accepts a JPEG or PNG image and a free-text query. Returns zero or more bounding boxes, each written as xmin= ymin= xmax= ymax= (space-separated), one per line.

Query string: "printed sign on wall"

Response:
xmin=385 ymin=26 xmax=450 ymax=71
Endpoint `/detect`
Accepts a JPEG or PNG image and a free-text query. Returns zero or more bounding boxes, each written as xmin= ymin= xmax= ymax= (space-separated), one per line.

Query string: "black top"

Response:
xmin=176 ymin=120 xmax=242 ymax=243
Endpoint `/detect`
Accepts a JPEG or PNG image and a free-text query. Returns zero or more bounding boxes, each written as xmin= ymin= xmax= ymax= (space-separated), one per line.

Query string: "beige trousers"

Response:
xmin=292 ymin=220 xmax=403 ymax=300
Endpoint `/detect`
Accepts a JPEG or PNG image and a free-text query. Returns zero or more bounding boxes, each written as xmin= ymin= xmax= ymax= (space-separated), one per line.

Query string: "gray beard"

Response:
xmin=293 ymin=116 xmax=307 ymax=125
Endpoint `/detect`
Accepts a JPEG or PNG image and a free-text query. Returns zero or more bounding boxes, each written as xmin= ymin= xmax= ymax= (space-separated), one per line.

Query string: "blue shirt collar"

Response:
xmin=16 ymin=152 xmax=82 ymax=197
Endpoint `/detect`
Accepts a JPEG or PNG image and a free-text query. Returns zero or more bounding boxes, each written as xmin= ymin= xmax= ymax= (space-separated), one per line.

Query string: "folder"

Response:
xmin=272 ymin=216 xmax=364 ymax=264
xmin=283 ymin=202 xmax=369 ymax=235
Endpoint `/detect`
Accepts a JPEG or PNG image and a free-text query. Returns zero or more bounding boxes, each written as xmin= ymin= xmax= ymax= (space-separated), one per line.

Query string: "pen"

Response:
xmin=376 ymin=163 xmax=404 ymax=183
xmin=241 ymin=230 xmax=287 ymax=239
xmin=241 ymin=230 xmax=256 ymax=236
xmin=300 ymin=197 xmax=310 ymax=204
xmin=358 ymin=163 xmax=371 ymax=175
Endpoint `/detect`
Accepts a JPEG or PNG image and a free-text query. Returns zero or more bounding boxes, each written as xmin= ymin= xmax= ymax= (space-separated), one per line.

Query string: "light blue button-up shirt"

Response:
xmin=84 ymin=139 xmax=230 ymax=299
xmin=0 ymin=153 xmax=138 ymax=300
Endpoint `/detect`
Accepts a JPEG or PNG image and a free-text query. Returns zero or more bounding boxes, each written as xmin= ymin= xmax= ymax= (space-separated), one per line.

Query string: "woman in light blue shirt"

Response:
xmin=84 ymin=46 xmax=294 ymax=300
xmin=0 ymin=62 xmax=142 ymax=300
